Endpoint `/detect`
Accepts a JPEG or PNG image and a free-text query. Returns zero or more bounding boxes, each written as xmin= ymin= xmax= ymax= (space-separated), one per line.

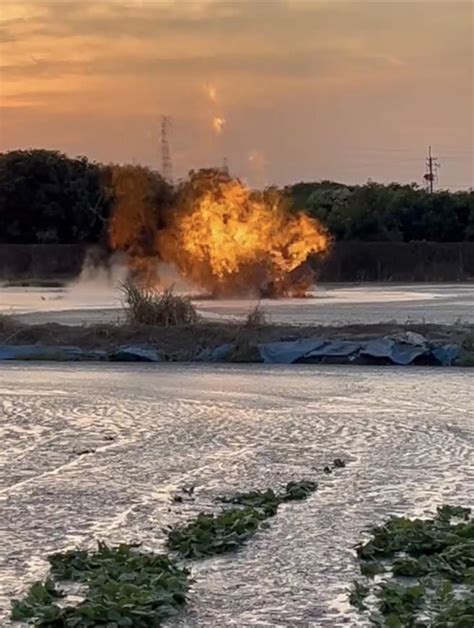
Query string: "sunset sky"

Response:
xmin=0 ymin=0 xmax=472 ymax=189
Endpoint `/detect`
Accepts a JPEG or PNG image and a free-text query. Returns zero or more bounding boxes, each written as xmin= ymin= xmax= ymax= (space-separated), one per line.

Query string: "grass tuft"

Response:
xmin=243 ymin=302 xmax=269 ymax=328
xmin=120 ymin=280 xmax=199 ymax=327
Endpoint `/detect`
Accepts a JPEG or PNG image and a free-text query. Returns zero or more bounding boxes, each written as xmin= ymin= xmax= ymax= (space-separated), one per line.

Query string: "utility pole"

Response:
xmin=423 ymin=146 xmax=439 ymax=193
xmin=160 ymin=115 xmax=173 ymax=184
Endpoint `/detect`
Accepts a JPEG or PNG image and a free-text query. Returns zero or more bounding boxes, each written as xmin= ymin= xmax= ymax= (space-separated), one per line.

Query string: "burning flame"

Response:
xmin=158 ymin=174 xmax=329 ymax=296
xmin=212 ymin=116 xmax=226 ymax=134
xmin=107 ymin=168 xmax=330 ymax=297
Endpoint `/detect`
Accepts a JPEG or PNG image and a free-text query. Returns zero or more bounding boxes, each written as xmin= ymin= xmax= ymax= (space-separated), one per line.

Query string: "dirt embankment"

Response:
xmin=1 ymin=315 xmax=472 ymax=362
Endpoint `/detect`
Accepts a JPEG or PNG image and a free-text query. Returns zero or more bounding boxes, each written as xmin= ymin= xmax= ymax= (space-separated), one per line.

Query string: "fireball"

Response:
xmin=158 ymin=174 xmax=330 ymax=296
xmin=108 ymin=167 xmax=330 ymax=297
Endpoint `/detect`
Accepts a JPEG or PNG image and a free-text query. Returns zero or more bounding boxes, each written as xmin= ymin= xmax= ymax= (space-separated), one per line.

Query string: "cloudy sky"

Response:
xmin=0 ymin=0 xmax=472 ymax=188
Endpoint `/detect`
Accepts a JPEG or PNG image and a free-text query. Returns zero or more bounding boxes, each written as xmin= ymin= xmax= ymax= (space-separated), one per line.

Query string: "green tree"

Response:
xmin=287 ymin=180 xmax=473 ymax=242
xmin=0 ymin=149 xmax=108 ymax=243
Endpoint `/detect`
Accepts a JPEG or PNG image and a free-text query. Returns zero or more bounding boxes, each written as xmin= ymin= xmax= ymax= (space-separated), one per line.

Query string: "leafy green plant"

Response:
xmin=10 ymin=580 xmax=64 ymax=624
xmin=282 ymin=480 xmax=318 ymax=501
xmin=167 ymin=507 xmax=267 ymax=559
xmin=377 ymin=582 xmax=426 ymax=625
xmin=218 ymin=488 xmax=280 ymax=516
xmin=355 ymin=514 xmax=470 ymax=561
xmin=219 ymin=481 xmax=318 ymax=511
xmin=12 ymin=480 xmax=320 ymax=625
xmin=349 ymin=580 xmax=369 ymax=611
xmin=436 ymin=505 xmax=471 ymax=521
xmin=360 ymin=561 xmax=386 ymax=577
xmin=170 ymin=480 xmax=318 ymax=559
xmin=11 ymin=543 xmax=189 ymax=627
xmin=431 ymin=589 xmax=474 ymax=627
xmin=350 ymin=506 xmax=474 ymax=626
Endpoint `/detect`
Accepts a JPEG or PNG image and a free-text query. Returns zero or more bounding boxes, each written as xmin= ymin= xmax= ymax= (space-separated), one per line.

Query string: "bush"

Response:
xmin=121 ymin=281 xmax=198 ymax=326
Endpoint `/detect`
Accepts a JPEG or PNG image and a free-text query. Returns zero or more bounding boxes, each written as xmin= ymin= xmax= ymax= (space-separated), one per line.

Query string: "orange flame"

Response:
xmin=107 ymin=168 xmax=330 ymax=297
xmin=158 ymin=175 xmax=330 ymax=296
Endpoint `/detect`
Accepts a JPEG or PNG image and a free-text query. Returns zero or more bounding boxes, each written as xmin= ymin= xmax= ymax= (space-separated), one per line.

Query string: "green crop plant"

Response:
xmin=350 ymin=506 xmax=473 ymax=626
xmin=169 ymin=479 xmax=318 ymax=559
xmin=12 ymin=479 xmax=320 ymax=625
xmin=11 ymin=543 xmax=190 ymax=627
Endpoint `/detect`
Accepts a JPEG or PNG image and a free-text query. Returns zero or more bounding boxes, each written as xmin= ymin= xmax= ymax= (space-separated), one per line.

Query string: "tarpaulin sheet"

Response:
xmin=432 ymin=344 xmax=460 ymax=366
xmin=0 ymin=344 xmax=103 ymax=361
xmin=257 ymin=339 xmax=325 ymax=364
xmin=362 ymin=338 xmax=429 ymax=365
xmin=109 ymin=345 xmax=161 ymax=362
xmin=197 ymin=343 xmax=234 ymax=362
xmin=300 ymin=340 xmax=363 ymax=362
xmin=0 ymin=340 xmax=462 ymax=366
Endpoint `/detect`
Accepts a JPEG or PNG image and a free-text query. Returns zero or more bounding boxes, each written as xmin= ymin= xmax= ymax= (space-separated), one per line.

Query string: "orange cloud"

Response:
xmin=0 ymin=1 xmax=471 ymax=188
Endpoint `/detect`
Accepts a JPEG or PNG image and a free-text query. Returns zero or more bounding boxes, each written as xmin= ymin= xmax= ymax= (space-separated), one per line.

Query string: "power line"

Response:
xmin=345 ymin=146 xmax=472 ymax=155
xmin=423 ymin=145 xmax=440 ymax=193
xmin=441 ymin=183 xmax=473 ymax=189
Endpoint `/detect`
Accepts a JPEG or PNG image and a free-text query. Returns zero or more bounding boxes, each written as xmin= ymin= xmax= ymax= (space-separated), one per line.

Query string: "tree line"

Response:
xmin=0 ymin=149 xmax=170 ymax=245
xmin=0 ymin=149 xmax=472 ymax=244
xmin=289 ymin=181 xmax=474 ymax=243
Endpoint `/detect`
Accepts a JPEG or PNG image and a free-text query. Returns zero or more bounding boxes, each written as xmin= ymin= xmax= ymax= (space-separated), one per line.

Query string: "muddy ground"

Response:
xmin=1 ymin=362 xmax=473 ymax=626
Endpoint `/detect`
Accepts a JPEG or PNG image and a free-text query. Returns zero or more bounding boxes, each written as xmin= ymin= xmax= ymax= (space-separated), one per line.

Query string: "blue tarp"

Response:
xmin=362 ymin=338 xmax=429 ymax=365
xmin=257 ymin=337 xmax=459 ymax=366
xmin=432 ymin=344 xmax=460 ymax=366
xmin=0 ymin=344 xmax=161 ymax=362
xmin=300 ymin=340 xmax=363 ymax=362
xmin=0 ymin=344 xmax=104 ymax=361
xmin=0 ymin=340 xmax=463 ymax=366
xmin=257 ymin=339 xmax=325 ymax=364
xmin=196 ymin=343 xmax=234 ymax=362
xmin=109 ymin=345 xmax=161 ymax=362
